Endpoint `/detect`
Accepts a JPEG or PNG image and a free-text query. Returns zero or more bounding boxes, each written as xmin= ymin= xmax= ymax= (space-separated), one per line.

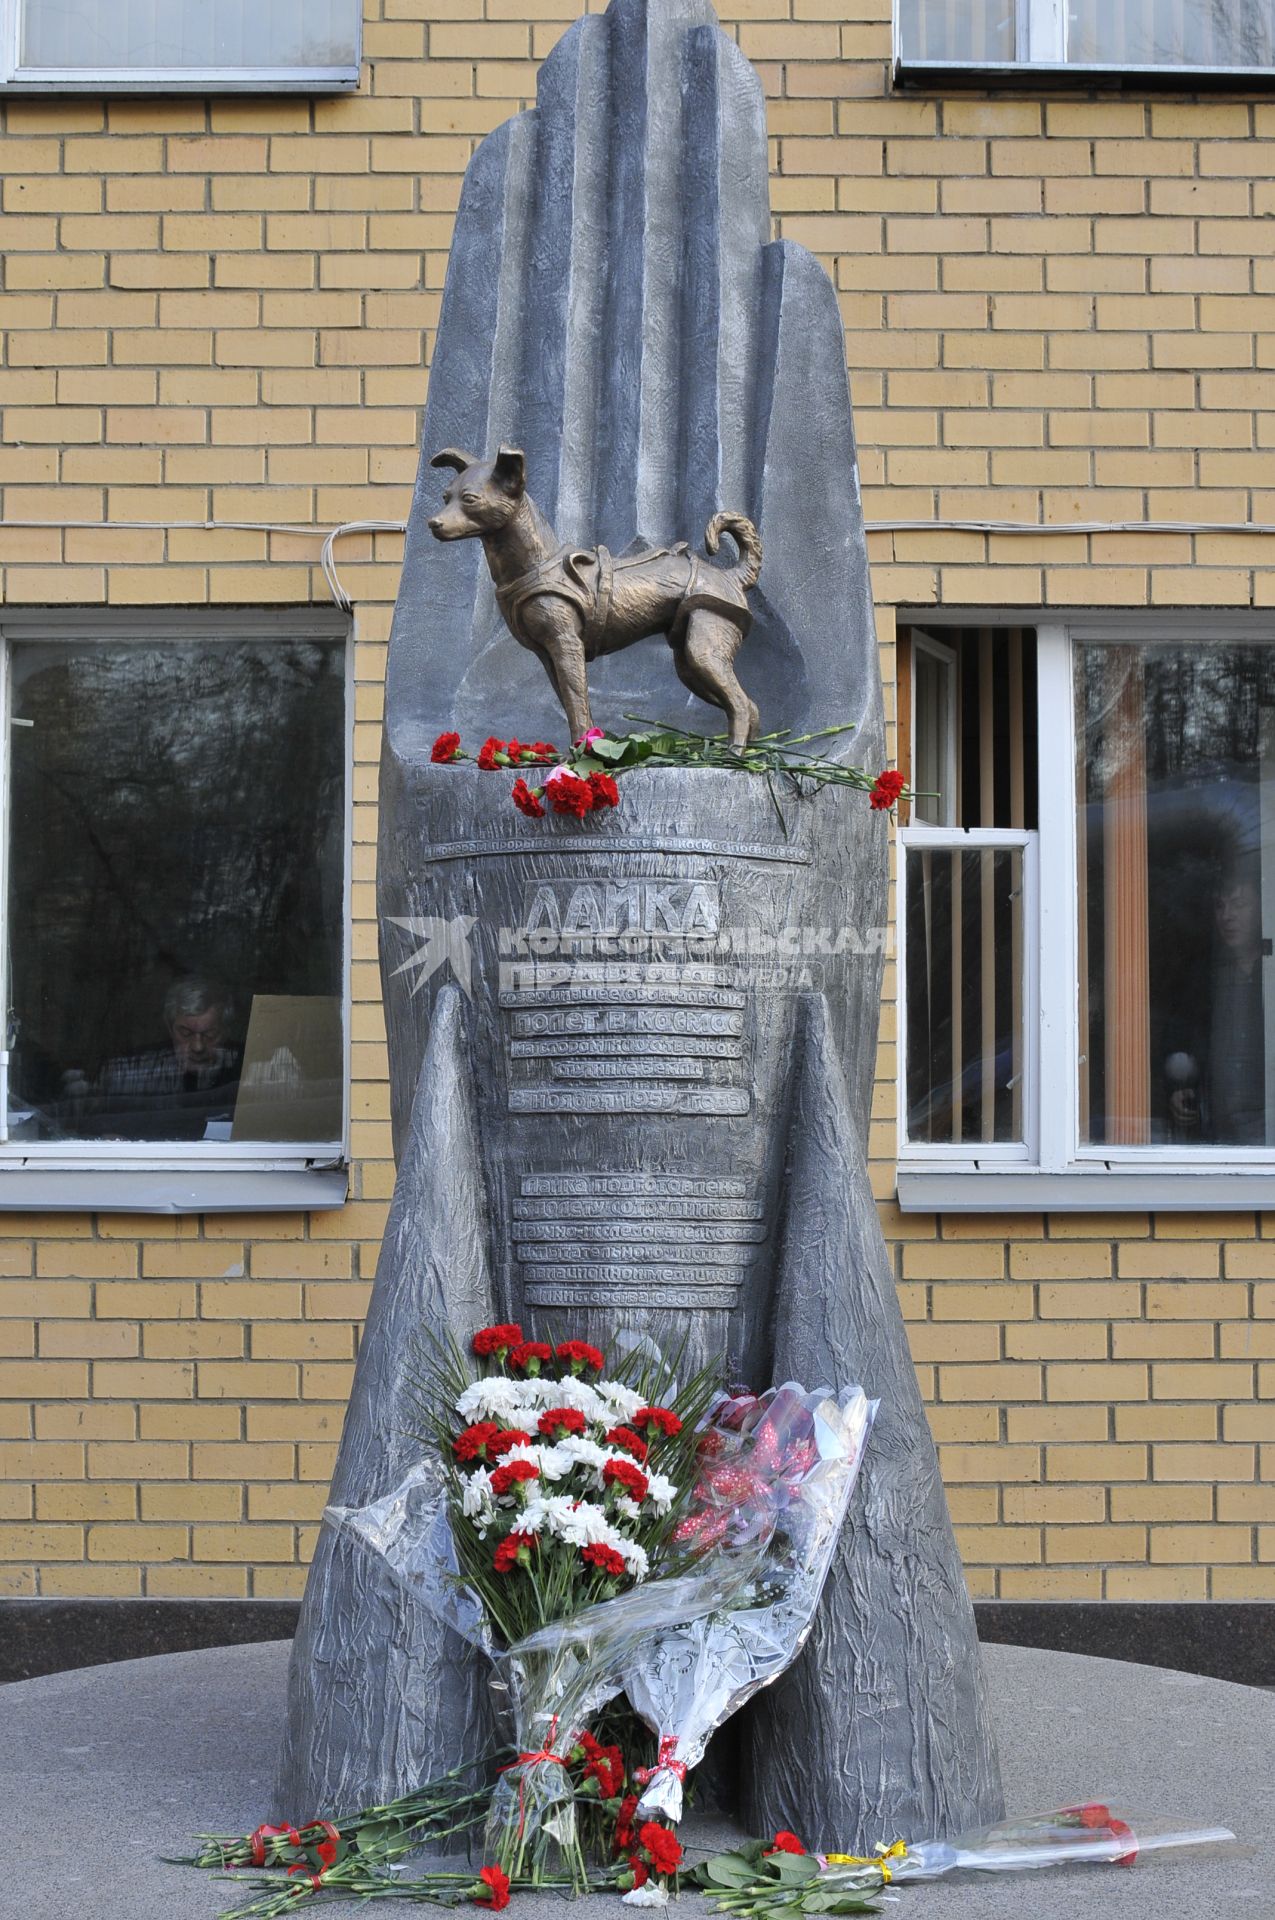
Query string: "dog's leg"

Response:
xmin=678 ymin=611 xmax=760 ymax=749
xmin=521 ymin=600 xmax=593 ymax=746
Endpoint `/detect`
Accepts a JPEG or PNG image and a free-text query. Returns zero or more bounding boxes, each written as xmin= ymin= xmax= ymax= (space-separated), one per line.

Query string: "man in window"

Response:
xmin=92 ymin=976 xmax=243 ymax=1139
xmin=1167 ymin=864 xmax=1267 ymax=1146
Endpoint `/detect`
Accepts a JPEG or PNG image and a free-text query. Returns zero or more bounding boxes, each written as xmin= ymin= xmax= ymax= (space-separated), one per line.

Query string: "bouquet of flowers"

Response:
xmin=323 ymin=1325 xmax=877 ymax=1906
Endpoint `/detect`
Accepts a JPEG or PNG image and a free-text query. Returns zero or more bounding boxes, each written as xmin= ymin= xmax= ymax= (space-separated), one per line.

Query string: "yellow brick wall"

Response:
xmin=2 ymin=0 xmax=1274 ymax=1602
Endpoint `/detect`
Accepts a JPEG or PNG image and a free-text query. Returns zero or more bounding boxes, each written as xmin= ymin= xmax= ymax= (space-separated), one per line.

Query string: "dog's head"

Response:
xmin=427 ymin=445 xmax=526 ymax=541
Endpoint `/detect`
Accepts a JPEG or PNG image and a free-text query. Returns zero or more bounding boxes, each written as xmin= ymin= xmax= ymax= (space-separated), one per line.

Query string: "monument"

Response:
xmin=278 ymin=0 xmax=1004 ymax=1851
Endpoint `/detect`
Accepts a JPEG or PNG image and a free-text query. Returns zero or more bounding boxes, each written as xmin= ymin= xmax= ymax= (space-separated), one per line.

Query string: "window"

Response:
xmin=2 ymin=611 xmax=349 ymax=1211
xmin=896 ymin=615 xmax=1275 ymax=1211
xmin=895 ymin=0 xmax=1275 ymax=83
xmin=0 ymin=0 xmax=361 ymax=92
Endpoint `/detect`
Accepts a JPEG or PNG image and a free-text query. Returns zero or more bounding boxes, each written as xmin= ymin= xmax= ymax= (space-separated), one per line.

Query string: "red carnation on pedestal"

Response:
xmin=511 ymin=777 xmax=545 ymax=818
xmin=765 ymin=1831 xmax=806 ymax=1856
xmin=476 ymin=736 xmax=506 ymax=771
xmin=545 ymin=768 xmax=594 ymax=816
xmin=868 ymin=768 xmax=906 ymax=811
xmin=587 ymin=770 xmax=620 ymax=809
xmin=431 ymin=731 xmax=461 ymax=763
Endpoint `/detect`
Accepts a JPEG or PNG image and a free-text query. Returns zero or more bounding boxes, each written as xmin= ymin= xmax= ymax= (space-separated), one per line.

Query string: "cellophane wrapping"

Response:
xmin=324 ymin=1379 xmax=876 ymax=1882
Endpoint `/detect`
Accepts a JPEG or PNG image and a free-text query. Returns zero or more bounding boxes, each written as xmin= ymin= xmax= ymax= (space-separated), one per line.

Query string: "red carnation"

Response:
xmin=539 ymin=1405 xmax=587 ymax=1439
xmin=765 ymin=1831 xmax=806 ymax=1856
xmin=493 ymin=1530 xmax=539 ymax=1573
xmin=634 ymin=1405 xmax=682 ymax=1439
xmin=1073 ymin=1804 xmax=1113 ymax=1829
xmin=510 ymin=1340 xmax=552 ymax=1375
xmin=625 ymin=1858 xmax=650 ymax=1890
xmin=869 ymin=768 xmax=906 ymax=811
xmin=603 ymin=1457 xmax=649 ymax=1503
xmin=529 ymin=741 xmax=558 ymax=762
xmin=556 ymin=1339 xmax=604 ymax=1375
xmin=476 ymin=736 xmax=506 ymax=771
xmin=1108 ymin=1818 xmax=1138 ymax=1868
xmin=546 ymin=769 xmax=594 ymax=817
xmin=511 ymin=777 xmax=545 ymax=818
xmin=431 ymin=731 xmax=461 ymax=763
xmin=582 ymin=1541 xmax=627 ymax=1579
xmin=638 ymin=1821 xmax=683 ymax=1877
xmin=614 ymin=1793 xmax=639 ymax=1853
xmin=605 ymin=1425 xmax=648 ymax=1463
xmin=486 ymin=1427 xmax=532 ymax=1457
xmin=472 ymin=1322 xmax=523 ymax=1359
xmin=472 ymin=1864 xmax=510 ymax=1909
xmin=454 ymin=1421 xmax=501 ymax=1463
xmin=587 ymin=770 xmax=620 ymax=809
xmin=490 ymin=1459 xmax=539 ymax=1498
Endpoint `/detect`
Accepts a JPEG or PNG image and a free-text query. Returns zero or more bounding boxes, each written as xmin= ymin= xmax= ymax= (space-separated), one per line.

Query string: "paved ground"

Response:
xmin=3 ymin=1640 xmax=1268 ymax=1920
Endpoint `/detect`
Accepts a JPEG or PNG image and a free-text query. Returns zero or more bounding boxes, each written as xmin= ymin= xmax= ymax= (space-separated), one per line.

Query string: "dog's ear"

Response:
xmin=430 ymin=447 xmax=478 ymax=475
xmin=493 ymin=445 xmax=527 ymax=498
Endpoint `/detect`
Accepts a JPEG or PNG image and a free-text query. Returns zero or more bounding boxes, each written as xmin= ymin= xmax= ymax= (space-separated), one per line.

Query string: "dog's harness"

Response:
xmin=495 ymin=542 xmax=751 ymax=657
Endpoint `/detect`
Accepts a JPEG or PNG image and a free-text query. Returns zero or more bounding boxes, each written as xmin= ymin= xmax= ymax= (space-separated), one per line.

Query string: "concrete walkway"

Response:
xmin=3 ymin=1640 xmax=1268 ymax=1920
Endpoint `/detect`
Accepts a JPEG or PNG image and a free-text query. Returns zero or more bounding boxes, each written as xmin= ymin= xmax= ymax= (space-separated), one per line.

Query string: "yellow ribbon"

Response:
xmin=825 ymin=1841 xmax=907 ymax=1884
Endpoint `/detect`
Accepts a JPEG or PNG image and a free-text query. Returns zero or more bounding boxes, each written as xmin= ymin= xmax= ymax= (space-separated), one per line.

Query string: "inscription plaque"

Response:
xmin=549 ymin=1056 xmax=706 ymax=1081
xmin=510 ymin=1086 xmax=751 ymax=1115
xmin=511 ymin=1007 xmax=745 ymax=1038
xmin=513 ymin=1170 xmax=764 ymax=1315
xmin=499 ymin=983 xmax=747 ymax=1011
xmin=511 ymin=1034 xmax=743 ymax=1060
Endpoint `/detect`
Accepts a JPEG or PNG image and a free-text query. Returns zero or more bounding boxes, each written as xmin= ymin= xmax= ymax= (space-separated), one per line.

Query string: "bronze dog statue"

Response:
xmin=427 ymin=445 xmax=763 ymax=747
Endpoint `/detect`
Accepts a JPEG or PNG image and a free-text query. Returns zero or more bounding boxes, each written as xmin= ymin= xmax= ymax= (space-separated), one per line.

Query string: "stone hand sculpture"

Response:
xmin=427 ymin=444 xmax=763 ymax=747
xmin=278 ymin=0 xmax=1004 ymax=1855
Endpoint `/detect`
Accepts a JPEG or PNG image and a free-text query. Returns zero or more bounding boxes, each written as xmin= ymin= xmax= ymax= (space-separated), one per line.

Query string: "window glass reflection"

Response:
xmin=8 ymin=637 xmax=345 ymax=1146
xmin=1077 ymin=641 xmax=1275 ymax=1149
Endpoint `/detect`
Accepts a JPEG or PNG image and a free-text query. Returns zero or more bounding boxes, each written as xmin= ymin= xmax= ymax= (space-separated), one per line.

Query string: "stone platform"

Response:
xmin=4 ymin=1641 xmax=1266 ymax=1920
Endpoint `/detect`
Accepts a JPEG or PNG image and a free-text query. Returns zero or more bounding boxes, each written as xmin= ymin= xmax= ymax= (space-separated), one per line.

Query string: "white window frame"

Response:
xmin=896 ymin=610 xmax=1275 ymax=1213
xmin=892 ymin=0 xmax=1275 ymax=84
xmin=0 ymin=0 xmax=361 ymax=92
xmin=0 ymin=607 xmax=352 ymax=1213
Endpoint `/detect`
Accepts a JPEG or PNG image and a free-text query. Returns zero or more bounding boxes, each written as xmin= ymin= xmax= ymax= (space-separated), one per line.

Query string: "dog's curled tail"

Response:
xmin=704 ymin=511 xmax=762 ymax=590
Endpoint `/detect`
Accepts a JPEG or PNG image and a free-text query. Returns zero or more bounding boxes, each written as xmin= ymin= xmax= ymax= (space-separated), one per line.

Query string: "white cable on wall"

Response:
xmin=2 ymin=515 xmax=1275 ymax=614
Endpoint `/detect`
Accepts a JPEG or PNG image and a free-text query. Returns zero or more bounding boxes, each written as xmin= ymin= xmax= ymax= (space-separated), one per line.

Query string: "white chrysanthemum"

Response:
xmin=597 ymin=1380 xmax=645 ymax=1422
xmin=454 ymin=1377 xmax=537 ymax=1424
xmin=461 ymin=1466 xmax=494 ymax=1519
xmin=534 ymin=1375 xmax=611 ymax=1426
xmin=614 ymin=1493 xmax=642 ymax=1525
xmin=557 ymin=1434 xmax=611 ymax=1474
xmin=645 ymin=1471 xmax=676 ymax=1515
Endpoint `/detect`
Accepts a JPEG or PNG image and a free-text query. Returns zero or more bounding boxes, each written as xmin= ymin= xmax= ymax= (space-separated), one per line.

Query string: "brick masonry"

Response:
xmin=1 ymin=0 xmax=1274 ymax=1602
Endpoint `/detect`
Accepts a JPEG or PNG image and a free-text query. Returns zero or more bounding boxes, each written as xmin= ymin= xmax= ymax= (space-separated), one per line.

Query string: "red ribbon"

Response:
xmin=249 ymin=1824 xmax=301 ymax=1867
xmin=635 ymin=1736 xmax=688 ymax=1786
xmin=498 ymin=1715 xmax=571 ymax=1838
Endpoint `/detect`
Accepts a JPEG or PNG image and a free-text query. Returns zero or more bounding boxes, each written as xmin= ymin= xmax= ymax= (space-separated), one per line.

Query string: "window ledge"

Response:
xmin=0 ymin=1165 xmax=348 ymax=1214
xmin=896 ymin=1165 xmax=1275 ymax=1213
xmin=894 ymin=59 xmax=1275 ymax=92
